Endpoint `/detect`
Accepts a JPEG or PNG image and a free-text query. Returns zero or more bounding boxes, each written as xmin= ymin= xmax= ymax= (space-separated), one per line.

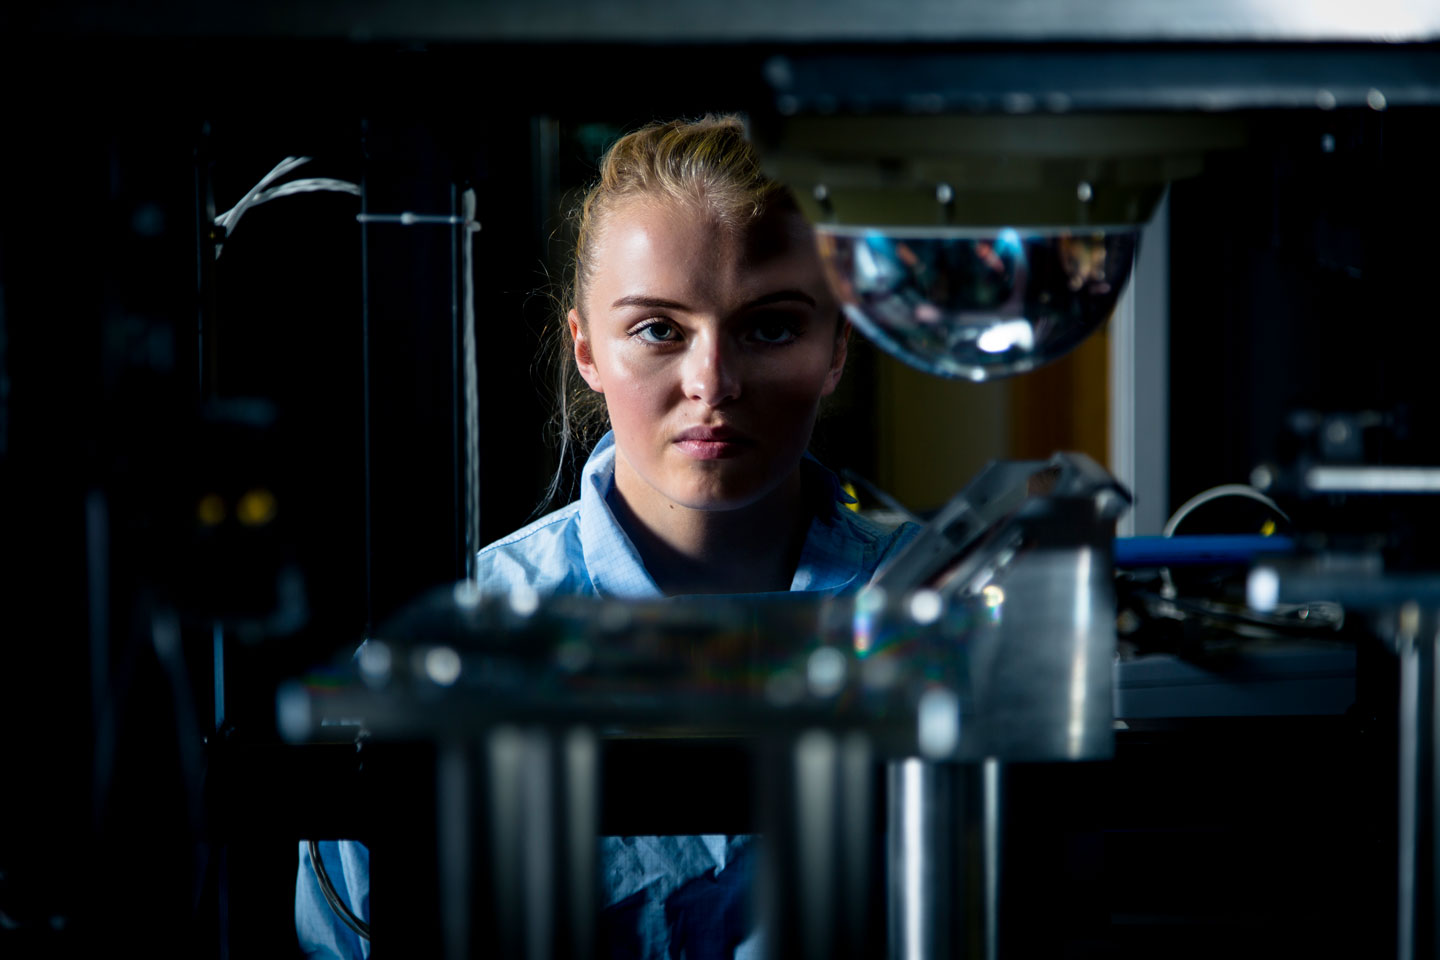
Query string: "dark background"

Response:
xmin=1 ymin=30 xmax=1435 ymax=958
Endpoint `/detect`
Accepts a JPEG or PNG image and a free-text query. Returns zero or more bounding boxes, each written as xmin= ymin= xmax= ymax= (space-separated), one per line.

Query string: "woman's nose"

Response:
xmin=682 ymin=334 xmax=741 ymax=407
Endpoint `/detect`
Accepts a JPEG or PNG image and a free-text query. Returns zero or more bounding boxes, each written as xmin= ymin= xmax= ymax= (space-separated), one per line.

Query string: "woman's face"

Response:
xmin=571 ymin=197 xmax=847 ymax=515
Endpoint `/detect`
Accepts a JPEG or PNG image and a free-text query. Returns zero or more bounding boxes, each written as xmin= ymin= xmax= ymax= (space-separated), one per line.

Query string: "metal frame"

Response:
xmin=1110 ymin=189 xmax=1169 ymax=537
xmin=31 ymin=0 xmax=1440 ymax=42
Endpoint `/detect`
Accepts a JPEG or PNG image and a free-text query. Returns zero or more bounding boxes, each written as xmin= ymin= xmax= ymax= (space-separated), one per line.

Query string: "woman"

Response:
xmin=299 ymin=115 xmax=918 ymax=959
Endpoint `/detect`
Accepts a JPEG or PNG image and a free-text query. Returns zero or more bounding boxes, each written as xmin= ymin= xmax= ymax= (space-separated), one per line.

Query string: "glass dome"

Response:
xmin=815 ymin=226 xmax=1138 ymax=381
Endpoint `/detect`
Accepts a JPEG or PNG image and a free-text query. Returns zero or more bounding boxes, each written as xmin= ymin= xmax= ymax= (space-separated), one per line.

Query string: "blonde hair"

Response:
xmin=540 ymin=114 xmax=798 ymax=508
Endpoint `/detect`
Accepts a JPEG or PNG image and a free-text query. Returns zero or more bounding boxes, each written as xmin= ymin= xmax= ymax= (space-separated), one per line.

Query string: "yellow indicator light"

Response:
xmin=237 ymin=488 xmax=278 ymax=527
xmin=1260 ymin=519 xmax=1276 ymax=536
xmin=197 ymin=494 xmax=226 ymax=527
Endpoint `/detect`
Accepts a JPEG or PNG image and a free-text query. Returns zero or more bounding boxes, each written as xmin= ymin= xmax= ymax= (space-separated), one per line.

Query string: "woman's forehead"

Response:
xmin=587 ymin=197 xmax=824 ymax=307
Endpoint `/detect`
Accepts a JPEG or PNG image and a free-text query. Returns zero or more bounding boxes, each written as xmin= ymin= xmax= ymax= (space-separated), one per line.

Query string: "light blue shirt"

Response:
xmin=478 ymin=431 xmax=918 ymax=599
xmin=297 ymin=431 xmax=919 ymax=958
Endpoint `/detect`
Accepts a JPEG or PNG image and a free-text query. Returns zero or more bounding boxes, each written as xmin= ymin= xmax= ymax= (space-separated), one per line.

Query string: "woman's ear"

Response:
xmin=821 ymin=317 xmax=851 ymax=397
xmin=570 ymin=308 xmax=604 ymax=393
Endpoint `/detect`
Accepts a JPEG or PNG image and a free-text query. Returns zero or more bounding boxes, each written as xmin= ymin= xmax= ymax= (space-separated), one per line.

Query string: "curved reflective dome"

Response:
xmin=815 ymin=226 xmax=1138 ymax=381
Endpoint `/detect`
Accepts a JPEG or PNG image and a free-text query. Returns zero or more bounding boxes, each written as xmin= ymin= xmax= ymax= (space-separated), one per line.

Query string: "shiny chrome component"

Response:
xmin=887 ymin=760 xmax=970 ymax=960
xmin=486 ymin=726 xmax=597 ymax=960
xmin=762 ymin=729 xmax=878 ymax=960
xmin=967 ymin=545 xmax=1115 ymax=760
xmin=795 ymin=730 xmax=839 ymax=960
xmin=438 ymin=739 xmax=473 ymax=960
xmin=982 ymin=757 xmax=1001 ymax=960
xmin=876 ymin=451 xmax=1128 ymax=760
xmin=816 ymin=225 xmax=1137 ymax=380
xmin=1305 ymin=466 xmax=1440 ymax=493
xmin=56 ymin=0 xmax=1440 ymax=43
xmin=890 ymin=760 xmax=929 ymax=960
xmin=1398 ymin=626 xmax=1418 ymax=960
xmin=285 ymin=452 xmax=1130 ymax=958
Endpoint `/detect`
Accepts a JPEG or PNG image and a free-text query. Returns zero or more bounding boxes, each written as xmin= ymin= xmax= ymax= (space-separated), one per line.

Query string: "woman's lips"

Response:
xmin=674 ymin=427 xmax=753 ymax=460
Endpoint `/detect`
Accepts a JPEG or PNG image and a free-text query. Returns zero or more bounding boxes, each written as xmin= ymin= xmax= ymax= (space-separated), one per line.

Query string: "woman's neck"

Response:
xmin=608 ymin=461 xmax=812 ymax=596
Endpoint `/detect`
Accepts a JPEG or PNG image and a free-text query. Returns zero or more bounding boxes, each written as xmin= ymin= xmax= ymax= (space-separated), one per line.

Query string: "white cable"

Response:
xmin=1162 ymin=483 xmax=1290 ymax=538
xmin=248 ymin=178 xmax=361 ymax=205
xmin=461 ymin=188 xmax=482 ymax=580
xmin=214 ymin=156 xmax=310 ymax=257
xmin=1158 ymin=482 xmax=1292 ymax=602
xmin=213 ymin=180 xmax=362 ymax=258
xmin=216 ymin=156 xmax=310 ymax=230
xmin=213 ymin=157 xmax=364 ymax=259
xmin=210 ymin=160 xmax=478 ymax=578
xmin=218 ymin=157 xmax=305 ymax=222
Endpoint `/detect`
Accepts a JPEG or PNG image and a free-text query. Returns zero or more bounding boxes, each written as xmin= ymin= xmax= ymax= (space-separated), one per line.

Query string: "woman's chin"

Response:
xmin=666 ymin=471 xmax=798 ymax=514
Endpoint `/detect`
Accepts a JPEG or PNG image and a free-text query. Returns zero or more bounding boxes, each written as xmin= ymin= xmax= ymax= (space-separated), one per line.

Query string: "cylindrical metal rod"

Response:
xmin=888 ymin=759 xmax=965 ymax=960
xmin=488 ymin=726 xmax=526 ymax=958
xmin=1432 ymin=625 xmax=1440 ymax=960
xmin=982 ymin=758 xmax=1001 ymax=960
xmin=841 ymin=733 xmax=875 ymax=955
xmin=485 ymin=726 xmax=596 ymax=960
xmin=359 ymin=135 xmax=373 ymax=638
xmin=564 ymin=728 xmax=598 ymax=960
xmin=1398 ymin=603 xmax=1421 ymax=960
xmin=438 ymin=739 xmax=472 ymax=960
xmin=521 ymin=731 xmax=554 ymax=960
xmin=796 ymin=730 xmax=839 ymax=960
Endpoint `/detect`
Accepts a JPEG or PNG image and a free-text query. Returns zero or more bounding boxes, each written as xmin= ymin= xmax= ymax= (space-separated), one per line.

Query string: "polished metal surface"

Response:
xmin=282 ymin=452 xmax=1127 ymax=764
xmin=976 ymin=546 xmax=1115 ymax=760
xmin=438 ymin=739 xmax=473 ymax=960
xmin=32 ymin=0 xmax=1440 ymax=42
xmin=982 ymin=757 xmax=1000 ymax=960
xmin=1433 ymin=628 xmax=1440 ymax=960
xmin=887 ymin=760 xmax=962 ymax=960
xmin=795 ymin=730 xmax=839 ymax=960
xmin=762 ymin=729 xmax=879 ymax=960
xmin=763 ymin=48 xmax=1440 ymax=115
xmin=292 ymin=588 xmax=986 ymax=756
xmin=291 ymin=574 xmax=1118 ymax=762
xmin=1399 ymin=627 xmax=1418 ymax=960
xmin=485 ymin=725 xmax=598 ymax=960
xmin=817 ymin=226 xmax=1137 ymax=381
xmin=281 ymin=453 xmax=1129 ymax=958
xmin=873 ymin=452 xmax=1127 ymax=760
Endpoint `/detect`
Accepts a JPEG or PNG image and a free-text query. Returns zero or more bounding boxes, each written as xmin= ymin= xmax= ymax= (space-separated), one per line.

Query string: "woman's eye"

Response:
xmin=750 ymin=317 xmax=800 ymax=345
xmin=633 ymin=321 xmax=680 ymax=343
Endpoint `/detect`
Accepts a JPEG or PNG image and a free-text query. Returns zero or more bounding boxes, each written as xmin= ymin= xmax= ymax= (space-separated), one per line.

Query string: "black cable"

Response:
xmin=1130 ymin=587 xmax=1345 ymax=635
xmin=308 ymin=840 xmax=371 ymax=941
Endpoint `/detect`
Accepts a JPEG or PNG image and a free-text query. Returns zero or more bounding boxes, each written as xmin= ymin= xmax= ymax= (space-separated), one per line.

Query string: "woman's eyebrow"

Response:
xmin=610 ymin=294 xmax=691 ymax=311
xmin=610 ymin=289 xmax=817 ymax=311
xmin=742 ymin=289 xmax=817 ymax=310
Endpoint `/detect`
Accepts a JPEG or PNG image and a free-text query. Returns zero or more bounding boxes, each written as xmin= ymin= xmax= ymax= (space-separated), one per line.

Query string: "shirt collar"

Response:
xmin=578 ymin=432 xmax=664 ymax=599
xmin=577 ymin=431 xmax=866 ymax=599
xmin=785 ymin=453 xmax=867 ymax=593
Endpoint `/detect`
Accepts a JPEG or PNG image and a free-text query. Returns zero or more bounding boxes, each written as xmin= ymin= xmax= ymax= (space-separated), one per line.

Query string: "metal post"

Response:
xmin=485 ymin=726 xmax=596 ymax=960
xmin=888 ymin=759 xmax=965 ymax=960
xmin=564 ymin=728 xmax=598 ymax=960
xmin=841 ymin=732 xmax=876 ymax=956
xmin=796 ymin=730 xmax=839 ymax=960
xmin=1432 ymin=621 xmax=1440 ymax=960
xmin=438 ymin=738 xmax=473 ymax=960
xmin=359 ymin=120 xmax=373 ymax=639
xmin=1398 ymin=602 xmax=1421 ymax=960
xmin=982 ymin=758 xmax=1001 ymax=960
